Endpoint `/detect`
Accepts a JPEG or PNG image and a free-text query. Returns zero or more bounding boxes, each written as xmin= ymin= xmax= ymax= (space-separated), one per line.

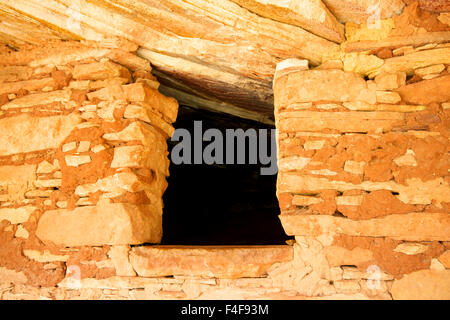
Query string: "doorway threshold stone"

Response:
xmin=129 ymin=246 xmax=293 ymax=279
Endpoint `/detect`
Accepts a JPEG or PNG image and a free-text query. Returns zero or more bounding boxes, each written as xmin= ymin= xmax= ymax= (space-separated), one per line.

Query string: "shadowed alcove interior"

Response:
xmin=161 ymin=105 xmax=292 ymax=245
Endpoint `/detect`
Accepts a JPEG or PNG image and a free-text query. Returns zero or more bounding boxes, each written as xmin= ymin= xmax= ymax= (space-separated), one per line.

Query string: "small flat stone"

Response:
xmin=77 ymin=141 xmax=91 ymax=153
xmin=62 ymin=142 xmax=77 ymax=153
xmin=91 ymin=144 xmax=107 ymax=153
xmin=393 ymin=149 xmax=418 ymax=167
xmin=376 ymin=91 xmax=402 ymax=104
xmin=304 ymin=140 xmax=325 ymax=150
xmin=393 ymin=242 xmax=428 ymax=255
xmin=23 ymin=249 xmax=69 ymax=263
xmin=430 ymin=258 xmax=446 ymax=271
xmin=65 ymin=155 xmax=91 ymax=167
xmin=36 ymin=160 xmax=56 ymax=174
xmin=438 ymin=251 xmax=450 ymax=268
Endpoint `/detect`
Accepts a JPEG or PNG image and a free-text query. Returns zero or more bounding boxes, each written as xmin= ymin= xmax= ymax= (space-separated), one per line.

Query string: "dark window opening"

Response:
xmin=161 ymin=106 xmax=292 ymax=245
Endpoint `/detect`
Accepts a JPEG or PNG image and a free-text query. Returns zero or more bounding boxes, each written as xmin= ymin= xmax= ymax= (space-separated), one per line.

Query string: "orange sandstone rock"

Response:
xmin=130 ymin=246 xmax=293 ymax=278
xmin=390 ymin=270 xmax=450 ymax=300
xmin=332 ymin=235 xmax=445 ymax=277
xmin=397 ymin=74 xmax=450 ymax=105
xmin=438 ymin=251 xmax=450 ymax=268
xmin=36 ymin=203 xmax=162 ymax=246
xmin=0 ymin=113 xmax=82 ymax=156
xmin=280 ymin=212 xmax=450 ymax=241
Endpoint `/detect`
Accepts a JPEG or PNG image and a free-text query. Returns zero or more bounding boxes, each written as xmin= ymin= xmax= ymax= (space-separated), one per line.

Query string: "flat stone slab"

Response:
xmin=280 ymin=212 xmax=450 ymax=241
xmin=274 ymin=69 xmax=376 ymax=109
xmin=129 ymin=246 xmax=293 ymax=279
xmin=0 ymin=113 xmax=82 ymax=156
xmin=36 ymin=202 xmax=162 ymax=246
xmin=390 ymin=270 xmax=450 ymax=300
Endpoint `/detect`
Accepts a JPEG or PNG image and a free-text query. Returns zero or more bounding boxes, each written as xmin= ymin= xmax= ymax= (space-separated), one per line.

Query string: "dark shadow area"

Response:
xmin=161 ymin=106 xmax=292 ymax=245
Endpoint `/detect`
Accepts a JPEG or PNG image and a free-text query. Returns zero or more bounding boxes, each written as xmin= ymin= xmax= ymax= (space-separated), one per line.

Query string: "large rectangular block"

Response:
xmin=274 ymin=69 xmax=376 ymax=109
xmin=0 ymin=164 xmax=36 ymax=202
xmin=111 ymin=145 xmax=169 ymax=175
xmin=0 ymin=113 xmax=82 ymax=156
xmin=277 ymin=111 xmax=405 ymax=133
xmin=375 ymin=48 xmax=450 ymax=77
xmin=1 ymin=89 xmax=72 ymax=110
xmin=36 ymin=203 xmax=162 ymax=246
xmin=88 ymin=83 xmax=178 ymax=122
xmin=129 ymin=246 xmax=293 ymax=278
xmin=103 ymin=121 xmax=167 ymax=151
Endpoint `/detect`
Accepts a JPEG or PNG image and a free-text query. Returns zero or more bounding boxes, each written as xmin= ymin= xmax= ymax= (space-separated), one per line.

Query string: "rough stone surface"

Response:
xmin=394 ymin=243 xmax=429 ymax=255
xmin=0 ymin=267 xmax=28 ymax=285
xmin=0 ymin=43 xmax=177 ymax=292
xmin=108 ymin=246 xmax=136 ymax=277
xmin=0 ymin=165 xmax=36 ymax=202
xmin=322 ymin=0 xmax=405 ymax=23
xmin=438 ymin=251 xmax=450 ymax=268
xmin=375 ymin=72 xmax=406 ymax=90
xmin=1 ymin=1 xmax=449 ymax=301
xmin=280 ymin=213 xmax=450 ymax=241
xmin=0 ymin=0 xmax=340 ymax=120
xmin=397 ymin=75 xmax=450 ymax=105
xmin=36 ymin=203 xmax=162 ymax=246
xmin=231 ymin=0 xmax=345 ymax=43
xmin=73 ymin=61 xmax=131 ymax=81
xmin=0 ymin=206 xmax=36 ymax=224
xmin=0 ymin=114 xmax=82 ymax=156
xmin=390 ymin=270 xmax=450 ymax=300
xmin=130 ymin=246 xmax=293 ymax=278
xmin=275 ymin=70 xmax=376 ymax=109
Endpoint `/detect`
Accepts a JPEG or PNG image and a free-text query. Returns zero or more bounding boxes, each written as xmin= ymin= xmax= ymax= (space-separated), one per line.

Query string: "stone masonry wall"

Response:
xmin=0 ymin=40 xmax=178 ymax=287
xmin=274 ymin=46 xmax=450 ymax=299
xmin=0 ymin=41 xmax=298 ymax=301
xmin=1 ymin=37 xmax=449 ymax=300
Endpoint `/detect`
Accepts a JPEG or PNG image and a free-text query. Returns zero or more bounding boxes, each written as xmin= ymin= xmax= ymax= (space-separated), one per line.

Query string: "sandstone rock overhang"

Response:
xmin=0 ymin=0 xmax=414 ymax=123
xmin=1 ymin=1 xmax=449 ymax=123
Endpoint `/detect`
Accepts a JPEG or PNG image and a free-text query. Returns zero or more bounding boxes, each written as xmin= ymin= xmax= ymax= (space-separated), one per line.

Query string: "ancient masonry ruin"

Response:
xmin=0 ymin=0 xmax=449 ymax=300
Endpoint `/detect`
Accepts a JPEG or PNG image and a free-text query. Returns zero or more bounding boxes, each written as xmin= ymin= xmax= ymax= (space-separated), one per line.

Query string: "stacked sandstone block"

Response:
xmin=274 ymin=47 xmax=450 ymax=299
xmin=0 ymin=40 xmax=178 ymax=287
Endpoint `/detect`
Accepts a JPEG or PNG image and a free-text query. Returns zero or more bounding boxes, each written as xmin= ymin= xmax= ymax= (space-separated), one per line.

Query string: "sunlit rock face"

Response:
xmin=0 ymin=40 xmax=177 ymax=288
xmin=0 ymin=1 xmax=449 ymax=300
xmin=274 ymin=54 xmax=449 ymax=300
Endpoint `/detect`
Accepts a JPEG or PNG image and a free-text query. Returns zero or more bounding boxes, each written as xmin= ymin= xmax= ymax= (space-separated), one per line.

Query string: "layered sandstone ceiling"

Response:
xmin=0 ymin=0 xmax=449 ymax=123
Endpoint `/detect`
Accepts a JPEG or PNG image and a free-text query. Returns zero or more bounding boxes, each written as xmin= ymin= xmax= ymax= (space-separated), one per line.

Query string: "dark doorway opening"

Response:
xmin=161 ymin=106 xmax=292 ymax=245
